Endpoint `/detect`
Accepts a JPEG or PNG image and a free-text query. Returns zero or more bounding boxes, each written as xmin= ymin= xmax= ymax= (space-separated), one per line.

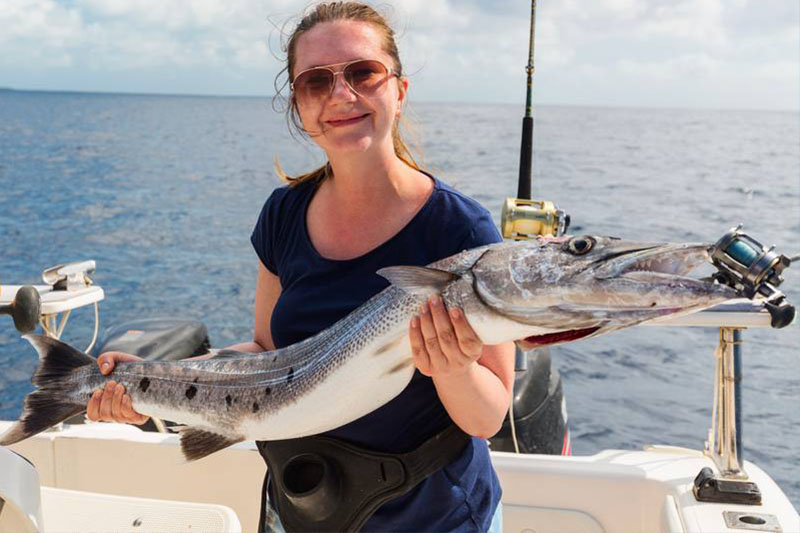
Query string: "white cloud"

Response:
xmin=617 ymin=54 xmax=722 ymax=81
xmin=638 ymin=0 xmax=727 ymax=45
xmin=0 ymin=0 xmax=281 ymax=72
xmin=0 ymin=0 xmax=796 ymax=109
xmin=0 ymin=0 xmax=83 ymax=66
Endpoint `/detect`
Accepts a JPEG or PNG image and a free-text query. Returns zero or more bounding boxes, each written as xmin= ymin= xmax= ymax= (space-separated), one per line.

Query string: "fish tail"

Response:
xmin=0 ymin=335 xmax=93 ymax=446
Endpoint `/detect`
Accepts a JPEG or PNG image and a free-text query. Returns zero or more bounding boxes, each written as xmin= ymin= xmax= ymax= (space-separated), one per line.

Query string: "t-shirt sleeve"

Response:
xmin=457 ymin=209 xmax=502 ymax=251
xmin=250 ymin=189 xmax=282 ymax=275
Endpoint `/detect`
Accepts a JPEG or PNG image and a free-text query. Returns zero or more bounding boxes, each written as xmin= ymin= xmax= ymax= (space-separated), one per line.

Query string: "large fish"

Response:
xmin=1 ymin=236 xmax=736 ymax=460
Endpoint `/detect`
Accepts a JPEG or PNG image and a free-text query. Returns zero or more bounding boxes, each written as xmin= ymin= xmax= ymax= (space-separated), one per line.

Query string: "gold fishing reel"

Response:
xmin=501 ymin=198 xmax=570 ymax=240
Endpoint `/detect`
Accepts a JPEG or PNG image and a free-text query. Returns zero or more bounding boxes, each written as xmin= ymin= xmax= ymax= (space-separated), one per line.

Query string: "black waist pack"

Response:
xmin=257 ymin=425 xmax=472 ymax=532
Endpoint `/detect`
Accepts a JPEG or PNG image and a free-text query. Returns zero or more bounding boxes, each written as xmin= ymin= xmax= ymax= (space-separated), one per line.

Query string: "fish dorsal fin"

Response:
xmin=376 ymin=266 xmax=458 ymax=297
xmin=179 ymin=428 xmax=244 ymax=461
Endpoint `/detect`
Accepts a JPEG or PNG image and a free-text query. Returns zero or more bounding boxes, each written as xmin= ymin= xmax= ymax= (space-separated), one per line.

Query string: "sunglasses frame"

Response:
xmin=290 ymin=59 xmax=398 ymax=103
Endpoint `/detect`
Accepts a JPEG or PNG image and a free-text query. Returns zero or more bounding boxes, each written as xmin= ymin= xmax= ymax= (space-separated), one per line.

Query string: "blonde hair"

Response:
xmin=274 ymin=1 xmax=421 ymax=186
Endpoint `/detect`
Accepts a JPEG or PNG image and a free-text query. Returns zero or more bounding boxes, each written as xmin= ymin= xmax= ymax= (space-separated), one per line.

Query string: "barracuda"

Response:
xmin=0 ymin=236 xmax=736 ymax=460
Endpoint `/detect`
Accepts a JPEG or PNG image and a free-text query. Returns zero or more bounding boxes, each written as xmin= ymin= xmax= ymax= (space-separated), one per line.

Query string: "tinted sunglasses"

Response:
xmin=291 ymin=59 xmax=397 ymax=104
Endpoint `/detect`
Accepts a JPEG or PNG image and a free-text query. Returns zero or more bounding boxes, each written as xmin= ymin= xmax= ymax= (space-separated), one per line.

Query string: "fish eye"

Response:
xmin=565 ymin=236 xmax=595 ymax=255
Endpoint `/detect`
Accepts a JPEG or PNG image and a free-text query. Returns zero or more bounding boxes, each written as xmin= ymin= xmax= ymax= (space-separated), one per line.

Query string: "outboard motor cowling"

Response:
xmin=95 ymin=318 xmax=210 ymax=361
xmin=489 ymin=348 xmax=569 ymax=455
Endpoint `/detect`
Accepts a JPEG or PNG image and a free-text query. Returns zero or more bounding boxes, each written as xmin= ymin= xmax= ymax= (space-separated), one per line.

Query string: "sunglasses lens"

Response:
xmin=344 ymin=60 xmax=389 ymax=94
xmin=293 ymin=69 xmax=334 ymax=101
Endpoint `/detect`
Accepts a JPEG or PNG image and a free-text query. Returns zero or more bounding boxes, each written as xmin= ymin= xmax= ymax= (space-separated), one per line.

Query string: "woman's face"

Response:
xmin=292 ymin=20 xmax=407 ymax=157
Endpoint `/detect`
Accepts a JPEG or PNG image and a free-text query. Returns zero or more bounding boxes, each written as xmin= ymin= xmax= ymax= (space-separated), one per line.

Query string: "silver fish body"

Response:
xmin=1 ymin=236 xmax=737 ymax=460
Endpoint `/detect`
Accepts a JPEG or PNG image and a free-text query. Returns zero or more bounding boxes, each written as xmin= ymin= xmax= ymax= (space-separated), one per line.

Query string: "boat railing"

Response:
xmin=646 ymin=298 xmax=794 ymax=500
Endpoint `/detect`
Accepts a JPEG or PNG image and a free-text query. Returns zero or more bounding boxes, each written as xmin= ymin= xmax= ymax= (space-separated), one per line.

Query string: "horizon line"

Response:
xmin=1 ymin=86 xmax=798 ymax=114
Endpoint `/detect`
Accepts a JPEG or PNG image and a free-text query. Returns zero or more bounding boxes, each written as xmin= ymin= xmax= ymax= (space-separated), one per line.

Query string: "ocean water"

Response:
xmin=1 ymin=90 xmax=798 ymax=506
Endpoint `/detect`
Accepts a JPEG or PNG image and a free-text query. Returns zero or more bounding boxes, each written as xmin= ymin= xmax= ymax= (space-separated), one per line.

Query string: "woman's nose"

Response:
xmin=328 ymin=72 xmax=358 ymax=101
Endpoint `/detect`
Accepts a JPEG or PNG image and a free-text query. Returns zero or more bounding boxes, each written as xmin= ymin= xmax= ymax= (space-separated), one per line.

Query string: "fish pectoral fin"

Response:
xmin=376 ymin=266 xmax=458 ymax=296
xmin=179 ymin=428 xmax=244 ymax=461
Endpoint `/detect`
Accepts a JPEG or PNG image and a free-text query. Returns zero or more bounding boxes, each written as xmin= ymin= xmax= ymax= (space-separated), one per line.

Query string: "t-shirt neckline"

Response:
xmin=301 ymin=172 xmax=440 ymax=264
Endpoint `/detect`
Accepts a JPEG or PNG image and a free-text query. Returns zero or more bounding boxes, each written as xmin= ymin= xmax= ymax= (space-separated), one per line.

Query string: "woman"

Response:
xmin=88 ymin=2 xmax=514 ymax=531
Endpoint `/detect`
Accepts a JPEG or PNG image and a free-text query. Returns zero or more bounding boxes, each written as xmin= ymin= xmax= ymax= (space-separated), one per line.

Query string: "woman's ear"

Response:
xmin=396 ymin=76 xmax=409 ymax=116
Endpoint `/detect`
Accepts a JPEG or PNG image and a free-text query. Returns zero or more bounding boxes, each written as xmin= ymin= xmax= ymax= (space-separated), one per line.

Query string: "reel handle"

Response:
xmin=0 ymin=286 xmax=41 ymax=333
xmin=764 ymin=297 xmax=795 ymax=329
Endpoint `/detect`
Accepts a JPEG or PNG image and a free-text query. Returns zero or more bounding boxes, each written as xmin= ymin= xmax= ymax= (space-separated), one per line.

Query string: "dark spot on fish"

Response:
xmin=272 ymin=355 xmax=278 ymax=363
xmin=225 ymin=394 xmax=232 ymax=407
xmin=193 ymin=377 xmax=199 ymax=383
xmin=265 ymin=387 xmax=271 ymax=396
xmin=651 ymin=302 xmax=657 ymax=307
xmin=384 ymin=360 xmax=413 ymax=376
xmin=374 ymin=337 xmax=403 ymax=356
xmin=287 ymin=367 xmax=294 ymax=383
xmin=185 ymin=385 xmax=197 ymax=400
xmin=252 ymin=402 xmax=259 ymax=413
xmin=139 ymin=378 xmax=151 ymax=393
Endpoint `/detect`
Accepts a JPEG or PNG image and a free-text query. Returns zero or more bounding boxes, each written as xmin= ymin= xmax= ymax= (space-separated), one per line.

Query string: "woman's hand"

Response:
xmin=409 ymin=295 xmax=483 ymax=377
xmin=409 ymin=295 xmax=515 ymax=438
xmin=86 ymin=352 xmax=150 ymax=425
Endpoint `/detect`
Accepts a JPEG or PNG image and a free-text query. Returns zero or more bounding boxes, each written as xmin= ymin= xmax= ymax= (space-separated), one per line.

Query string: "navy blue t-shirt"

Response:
xmin=251 ymin=175 xmax=503 ymax=532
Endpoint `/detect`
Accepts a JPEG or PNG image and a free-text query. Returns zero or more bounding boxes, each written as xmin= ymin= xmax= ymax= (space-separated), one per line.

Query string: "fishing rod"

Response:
xmin=501 ymin=0 xmax=569 ymax=240
xmin=501 ymin=0 xmax=571 ymax=420
xmin=517 ymin=0 xmax=537 ymax=200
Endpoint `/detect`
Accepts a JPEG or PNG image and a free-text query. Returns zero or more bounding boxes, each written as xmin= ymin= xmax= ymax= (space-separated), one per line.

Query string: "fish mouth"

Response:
xmin=584 ymin=241 xmax=738 ymax=314
xmin=516 ymin=245 xmax=720 ymax=347
xmin=599 ymin=243 xmax=712 ymax=280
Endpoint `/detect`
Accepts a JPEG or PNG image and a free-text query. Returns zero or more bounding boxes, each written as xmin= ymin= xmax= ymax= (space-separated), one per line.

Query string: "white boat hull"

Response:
xmin=1 ymin=421 xmax=797 ymax=533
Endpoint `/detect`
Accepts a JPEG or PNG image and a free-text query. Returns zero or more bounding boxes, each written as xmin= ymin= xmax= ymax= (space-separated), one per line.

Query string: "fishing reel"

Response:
xmin=501 ymin=198 xmax=570 ymax=239
xmin=710 ymin=225 xmax=796 ymax=328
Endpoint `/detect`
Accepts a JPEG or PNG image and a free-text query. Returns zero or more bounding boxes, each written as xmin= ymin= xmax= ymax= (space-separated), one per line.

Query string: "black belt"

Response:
xmin=257 ymin=425 xmax=472 ymax=532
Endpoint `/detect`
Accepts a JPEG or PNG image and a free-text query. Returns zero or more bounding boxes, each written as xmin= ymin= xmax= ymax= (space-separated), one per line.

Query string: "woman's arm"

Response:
xmin=409 ymin=296 xmax=515 ymax=439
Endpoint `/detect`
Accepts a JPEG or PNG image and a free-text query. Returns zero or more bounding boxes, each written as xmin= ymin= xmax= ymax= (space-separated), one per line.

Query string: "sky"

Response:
xmin=0 ymin=0 xmax=798 ymax=110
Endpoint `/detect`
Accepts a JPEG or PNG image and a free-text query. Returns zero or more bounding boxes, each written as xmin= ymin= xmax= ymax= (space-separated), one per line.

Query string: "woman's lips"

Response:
xmin=325 ymin=113 xmax=369 ymax=127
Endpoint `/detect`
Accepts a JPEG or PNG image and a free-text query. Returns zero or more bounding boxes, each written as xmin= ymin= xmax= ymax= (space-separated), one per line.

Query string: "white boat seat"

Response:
xmin=0 ymin=447 xmax=43 ymax=533
xmin=40 ymin=487 xmax=241 ymax=533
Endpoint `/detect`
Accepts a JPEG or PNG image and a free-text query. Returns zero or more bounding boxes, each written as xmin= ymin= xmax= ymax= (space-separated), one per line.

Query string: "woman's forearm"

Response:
xmin=225 ymin=340 xmax=270 ymax=353
xmin=184 ymin=340 xmax=269 ymax=361
xmin=432 ymin=342 xmax=514 ymax=439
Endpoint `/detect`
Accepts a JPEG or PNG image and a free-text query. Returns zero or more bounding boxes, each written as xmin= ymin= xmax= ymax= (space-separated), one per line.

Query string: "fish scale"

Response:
xmin=0 ymin=236 xmax=737 ymax=460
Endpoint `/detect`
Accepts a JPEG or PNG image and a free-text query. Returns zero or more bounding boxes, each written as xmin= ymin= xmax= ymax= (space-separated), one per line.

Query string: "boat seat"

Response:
xmin=40 ymin=487 xmax=241 ymax=533
xmin=0 ymin=447 xmax=43 ymax=533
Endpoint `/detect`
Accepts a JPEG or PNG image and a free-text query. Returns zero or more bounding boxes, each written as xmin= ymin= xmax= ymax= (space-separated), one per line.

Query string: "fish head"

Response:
xmin=466 ymin=235 xmax=737 ymax=346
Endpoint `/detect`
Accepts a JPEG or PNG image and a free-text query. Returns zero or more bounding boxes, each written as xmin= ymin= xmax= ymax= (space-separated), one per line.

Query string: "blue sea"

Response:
xmin=1 ymin=90 xmax=798 ymax=506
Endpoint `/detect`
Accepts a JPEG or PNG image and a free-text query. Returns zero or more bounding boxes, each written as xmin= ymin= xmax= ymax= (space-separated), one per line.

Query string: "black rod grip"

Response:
xmin=517 ymin=116 xmax=534 ymax=200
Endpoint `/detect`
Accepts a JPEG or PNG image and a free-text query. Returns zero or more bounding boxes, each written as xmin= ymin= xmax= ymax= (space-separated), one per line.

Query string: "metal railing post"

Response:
xmin=708 ymin=327 xmax=747 ymax=478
